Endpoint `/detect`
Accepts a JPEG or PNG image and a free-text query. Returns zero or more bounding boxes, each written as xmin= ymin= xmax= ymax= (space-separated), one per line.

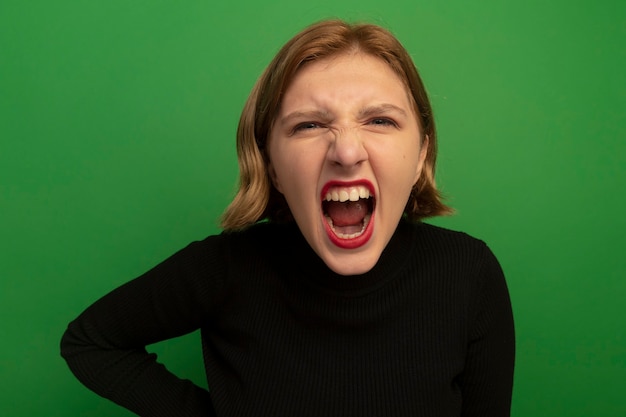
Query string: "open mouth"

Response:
xmin=321 ymin=181 xmax=375 ymax=249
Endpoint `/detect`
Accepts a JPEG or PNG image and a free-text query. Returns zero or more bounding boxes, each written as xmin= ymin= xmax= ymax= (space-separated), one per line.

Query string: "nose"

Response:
xmin=326 ymin=128 xmax=368 ymax=169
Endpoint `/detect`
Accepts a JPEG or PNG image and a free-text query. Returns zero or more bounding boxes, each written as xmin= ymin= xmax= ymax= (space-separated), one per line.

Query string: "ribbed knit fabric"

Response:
xmin=61 ymin=220 xmax=515 ymax=416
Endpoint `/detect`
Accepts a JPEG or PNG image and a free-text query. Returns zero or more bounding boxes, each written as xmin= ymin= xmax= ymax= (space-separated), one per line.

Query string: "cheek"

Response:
xmin=268 ymin=141 xmax=294 ymax=192
xmin=413 ymin=143 xmax=428 ymax=181
xmin=377 ymin=146 xmax=422 ymax=190
xmin=374 ymin=144 xmax=417 ymax=174
xmin=271 ymin=151 xmax=308 ymax=198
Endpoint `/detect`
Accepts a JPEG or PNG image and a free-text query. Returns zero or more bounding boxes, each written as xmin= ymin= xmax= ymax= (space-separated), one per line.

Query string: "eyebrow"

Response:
xmin=358 ymin=103 xmax=408 ymax=119
xmin=278 ymin=103 xmax=408 ymax=126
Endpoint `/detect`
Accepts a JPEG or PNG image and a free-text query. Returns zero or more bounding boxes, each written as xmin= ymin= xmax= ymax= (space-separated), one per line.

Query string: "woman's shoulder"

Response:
xmin=408 ymin=221 xmax=501 ymax=275
xmin=191 ymin=222 xmax=303 ymax=266
xmin=412 ymin=221 xmax=488 ymax=250
xmin=218 ymin=221 xmax=298 ymax=245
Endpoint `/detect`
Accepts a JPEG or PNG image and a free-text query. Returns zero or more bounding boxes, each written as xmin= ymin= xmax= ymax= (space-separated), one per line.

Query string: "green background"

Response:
xmin=1 ymin=0 xmax=624 ymax=415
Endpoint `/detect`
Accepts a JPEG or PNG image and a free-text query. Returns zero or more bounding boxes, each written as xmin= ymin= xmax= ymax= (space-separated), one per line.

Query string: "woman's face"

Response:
xmin=268 ymin=52 xmax=427 ymax=275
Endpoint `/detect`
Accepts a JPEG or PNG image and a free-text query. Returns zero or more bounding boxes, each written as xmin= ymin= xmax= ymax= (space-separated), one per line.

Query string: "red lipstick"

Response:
xmin=321 ymin=180 xmax=375 ymax=249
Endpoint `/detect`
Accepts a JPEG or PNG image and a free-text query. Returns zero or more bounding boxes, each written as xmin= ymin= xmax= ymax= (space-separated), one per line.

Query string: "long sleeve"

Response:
xmin=460 ymin=244 xmax=516 ymax=416
xmin=60 ymin=235 xmax=227 ymax=416
xmin=61 ymin=221 xmax=516 ymax=417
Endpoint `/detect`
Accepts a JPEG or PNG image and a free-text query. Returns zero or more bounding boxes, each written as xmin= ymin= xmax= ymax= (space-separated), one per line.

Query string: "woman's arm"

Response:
xmin=61 ymin=236 xmax=226 ymax=416
xmin=460 ymin=245 xmax=516 ymax=417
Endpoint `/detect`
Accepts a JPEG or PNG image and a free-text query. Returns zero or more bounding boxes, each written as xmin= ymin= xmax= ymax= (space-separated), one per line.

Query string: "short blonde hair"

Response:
xmin=221 ymin=19 xmax=452 ymax=230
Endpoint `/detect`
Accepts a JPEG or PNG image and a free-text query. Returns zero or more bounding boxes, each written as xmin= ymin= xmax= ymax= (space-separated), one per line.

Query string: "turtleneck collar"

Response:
xmin=271 ymin=218 xmax=420 ymax=295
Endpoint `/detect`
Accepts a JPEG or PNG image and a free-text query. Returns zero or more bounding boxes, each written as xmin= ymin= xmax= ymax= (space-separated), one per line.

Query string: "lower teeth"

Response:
xmin=325 ymin=214 xmax=371 ymax=239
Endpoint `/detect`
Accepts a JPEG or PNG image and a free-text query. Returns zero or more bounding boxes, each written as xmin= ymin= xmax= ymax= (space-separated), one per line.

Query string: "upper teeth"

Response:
xmin=324 ymin=185 xmax=371 ymax=202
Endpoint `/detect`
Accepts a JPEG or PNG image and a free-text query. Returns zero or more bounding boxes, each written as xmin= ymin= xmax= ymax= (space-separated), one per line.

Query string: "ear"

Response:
xmin=268 ymin=161 xmax=283 ymax=193
xmin=413 ymin=134 xmax=429 ymax=184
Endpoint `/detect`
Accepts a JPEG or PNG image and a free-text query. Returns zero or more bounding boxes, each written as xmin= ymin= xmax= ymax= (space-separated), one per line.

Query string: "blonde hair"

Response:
xmin=221 ymin=19 xmax=452 ymax=230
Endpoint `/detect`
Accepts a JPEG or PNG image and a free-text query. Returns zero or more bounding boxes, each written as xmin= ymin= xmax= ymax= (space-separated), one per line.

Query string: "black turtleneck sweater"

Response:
xmin=61 ymin=220 xmax=515 ymax=416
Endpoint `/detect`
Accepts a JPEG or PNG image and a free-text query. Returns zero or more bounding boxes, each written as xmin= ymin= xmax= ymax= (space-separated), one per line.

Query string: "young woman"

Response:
xmin=61 ymin=19 xmax=515 ymax=417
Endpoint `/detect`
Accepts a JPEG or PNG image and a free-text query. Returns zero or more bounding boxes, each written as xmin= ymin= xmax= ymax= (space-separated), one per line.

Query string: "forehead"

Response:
xmin=279 ymin=52 xmax=414 ymax=113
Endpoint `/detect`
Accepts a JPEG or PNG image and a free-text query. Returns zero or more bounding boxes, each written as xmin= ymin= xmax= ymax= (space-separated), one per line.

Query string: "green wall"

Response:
xmin=1 ymin=0 xmax=624 ymax=415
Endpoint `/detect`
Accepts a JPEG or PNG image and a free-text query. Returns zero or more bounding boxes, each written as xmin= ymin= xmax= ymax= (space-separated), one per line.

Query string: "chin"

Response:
xmin=319 ymin=243 xmax=383 ymax=276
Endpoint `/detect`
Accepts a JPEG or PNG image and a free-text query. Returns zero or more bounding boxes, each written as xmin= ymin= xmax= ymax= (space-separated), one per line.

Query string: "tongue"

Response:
xmin=326 ymin=200 xmax=368 ymax=227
